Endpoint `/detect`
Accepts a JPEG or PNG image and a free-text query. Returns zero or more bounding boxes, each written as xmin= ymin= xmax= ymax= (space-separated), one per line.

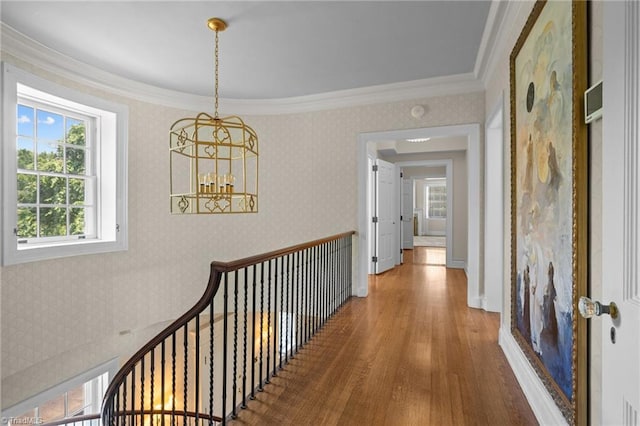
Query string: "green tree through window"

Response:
xmin=17 ymin=103 xmax=91 ymax=241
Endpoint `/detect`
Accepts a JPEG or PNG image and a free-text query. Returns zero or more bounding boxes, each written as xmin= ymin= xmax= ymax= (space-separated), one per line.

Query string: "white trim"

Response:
xmin=473 ymin=0 xmax=508 ymax=81
xmin=479 ymin=1 xmax=529 ymax=87
xmin=448 ymin=260 xmax=466 ymax=270
xmin=499 ymin=326 xmax=568 ymax=426
xmin=483 ymin=96 xmax=505 ymax=313
xmin=1 ymin=62 xmax=128 ymax=265
xmin=357 ymin=123 xmax=481 ymax=308
xmin=396 ymin=159 xmax=454 ymax=267
xmin=1 ymin=22 xmax=484 ymax=115
xmin=1 ymin=358 xmax=119 ymax=418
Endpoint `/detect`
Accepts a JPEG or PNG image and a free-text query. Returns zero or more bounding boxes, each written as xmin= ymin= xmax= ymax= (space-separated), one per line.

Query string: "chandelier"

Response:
xmin=169 ymin=18 xmax=258 ymax=214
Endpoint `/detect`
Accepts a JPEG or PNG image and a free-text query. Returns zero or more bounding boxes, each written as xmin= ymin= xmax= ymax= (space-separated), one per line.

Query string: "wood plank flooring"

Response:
xmin=230 ymin=248 xmax=537 ymax=425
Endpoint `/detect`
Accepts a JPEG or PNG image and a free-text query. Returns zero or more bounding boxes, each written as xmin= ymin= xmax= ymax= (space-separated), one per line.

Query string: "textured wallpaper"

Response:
xmin=0 ymin=51 xmax=485 ymax=409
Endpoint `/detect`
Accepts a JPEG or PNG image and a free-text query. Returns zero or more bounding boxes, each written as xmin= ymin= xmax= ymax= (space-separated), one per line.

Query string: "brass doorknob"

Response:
xmin=578 ymin=296 xmax=618 ymax=319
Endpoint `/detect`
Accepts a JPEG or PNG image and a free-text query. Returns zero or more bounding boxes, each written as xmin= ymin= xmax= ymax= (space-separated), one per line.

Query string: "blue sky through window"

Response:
xmin=18 ymin=104 xmax=67 ymax=153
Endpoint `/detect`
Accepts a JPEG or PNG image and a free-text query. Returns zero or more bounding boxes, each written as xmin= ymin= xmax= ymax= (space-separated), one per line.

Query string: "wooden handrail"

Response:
xmin=211 ymin=231 xmax=355 ymax=272
xmin=102 ymin=231 xmax=355 ymax=423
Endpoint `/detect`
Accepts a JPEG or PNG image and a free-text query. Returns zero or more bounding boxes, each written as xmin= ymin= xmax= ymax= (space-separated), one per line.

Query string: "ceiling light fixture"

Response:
xmin=169 ymin=18 xmax=258 ymax=214
xmin=406 ymin=137 xmax=431 ymax=143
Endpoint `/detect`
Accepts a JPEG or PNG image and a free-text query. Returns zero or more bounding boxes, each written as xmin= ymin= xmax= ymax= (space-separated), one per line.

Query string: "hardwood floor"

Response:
xmin=230 ymin=248 xmax=537 ymax=425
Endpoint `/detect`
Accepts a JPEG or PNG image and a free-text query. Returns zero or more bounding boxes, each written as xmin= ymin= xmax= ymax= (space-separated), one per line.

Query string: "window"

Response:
xmin=2 ymin=63 xmax=128 ymax=265
xmin=425 ymin=179 xmax=447 ymax=218
xmin=6 ymin=372 xmax=109 ymax=426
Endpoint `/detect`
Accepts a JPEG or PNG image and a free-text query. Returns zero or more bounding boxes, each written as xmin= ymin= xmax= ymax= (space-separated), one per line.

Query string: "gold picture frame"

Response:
xmin=510 ymin=1 xmax=588 ymax=424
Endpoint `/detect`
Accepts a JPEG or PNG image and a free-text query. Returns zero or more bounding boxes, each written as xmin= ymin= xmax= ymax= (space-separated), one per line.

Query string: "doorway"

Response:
xmin=357 ymin=123 xmax=482 ymax=309
xmin=399 ymin=159 xmax=454 ymax=268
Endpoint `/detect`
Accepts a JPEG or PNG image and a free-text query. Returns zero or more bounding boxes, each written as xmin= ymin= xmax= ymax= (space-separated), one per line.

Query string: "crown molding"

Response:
xmin=477 ymin=0 xmax=530 ymax=87
xmin=1 ymin=22 xmax=484 ymax=116
xmin=474 ymin=0 xmax=508 ymax=81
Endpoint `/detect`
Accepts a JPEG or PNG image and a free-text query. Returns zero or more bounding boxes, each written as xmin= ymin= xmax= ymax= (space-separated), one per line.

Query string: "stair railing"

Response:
xmin=101 ymin=231 xmax=355 ymax=426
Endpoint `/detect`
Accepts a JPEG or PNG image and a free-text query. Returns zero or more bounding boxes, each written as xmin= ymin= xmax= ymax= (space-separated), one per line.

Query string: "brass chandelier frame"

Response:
xmin=169 ymin=18 xmax=259 ymax=214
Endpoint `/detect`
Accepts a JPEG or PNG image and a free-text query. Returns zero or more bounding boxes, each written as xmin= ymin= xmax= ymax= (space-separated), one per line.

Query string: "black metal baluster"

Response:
xmin=322 ymin=243 xmax=329 ymax=326
xmin=131 ymin=367 xmax=135 ymax=426
xmin=122 ymin=377 xmax=127 ymax=426
xmin=313 ymin=245 xmax=319 ymax=336
xmin=308 ymin=247 xmax=312 ymax=340
xmin=195 ymin=314 xmax=200 ymax=424
xmin=208 ymin=300 xmax=214 ymax=426
xmin=318 ymin=244 xmax=323 ymax=331
xmin=250 ymin=264 xmax=256 ymax=400
xmin=140 ymin=357 xmax=145 ymax=426
xmin=266 ymin=259 xmax=272 ymax=384
xmin=284 ymin=254 xmax=293 ymax=364
xmin=242 ymin=267 xmax=249 ymax=408
xmin=292 ymin=252 xmax=297 ymax=355
xmin=183 ymin=324 xmax=188 ymax=426
xmin=150 ymin=349 xmax=155 ymax=426
xmin=291 ymin=251 xmax=297 ymax=356
xmin=279 ymin=256 xmax=285 ymax=369
xmin=114 ymin=386 xmax=119 ymax=426
xmin=232 ymin=270 xmax=239 ymax=418
xmin=332 ymin=239 xmax=337 ymax=315
xmin=340 ymin=237 xmax=345 ymax=305
xmin=296 ymin=251 xmax=303 ymax=352
xmin=161 ymin=340 xmax=166 ymax=426
xmin=302 ymin=249 xmax=307 ymax=346
xmin=258 ymin=262 xmax=265 ymax=391
xmin=172 ymin=333 xmax=176 ymax=426
xmin=222 ymin=273 xmax=228 ymax=425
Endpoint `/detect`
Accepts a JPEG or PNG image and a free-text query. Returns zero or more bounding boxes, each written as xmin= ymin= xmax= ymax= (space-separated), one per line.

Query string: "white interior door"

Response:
xmin=601 ymin=1 xmax=640 ymax=423
xmin=401 ymin=178 xmax=414 ymax=250
xmin=375 ymin=159 xmax=396 ymax=274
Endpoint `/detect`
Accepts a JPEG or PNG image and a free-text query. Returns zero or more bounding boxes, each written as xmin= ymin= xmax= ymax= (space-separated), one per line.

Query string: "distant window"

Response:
xmin=2 ymin=63 xmax=128 ymax=265
xmin=10 ymin=372 xmax=108 ymax=426
xmin=425 ymin=180 xmax=446 ymax=218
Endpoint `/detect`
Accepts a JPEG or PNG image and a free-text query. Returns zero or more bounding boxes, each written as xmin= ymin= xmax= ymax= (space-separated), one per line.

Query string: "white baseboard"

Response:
xmin=448 ymin=259 xmax=466 ymax=269
xmin=467 ymin=297 xmax=484 ymax=309
xmin=498 ymin=326 xmax=568 ymax=426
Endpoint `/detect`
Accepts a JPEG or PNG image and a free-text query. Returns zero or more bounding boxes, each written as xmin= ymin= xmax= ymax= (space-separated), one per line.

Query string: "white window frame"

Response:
xmin=1 ymin=358 xmax=118 ymax=421
xmin=2 ymin=63 xmax=128 ymax=265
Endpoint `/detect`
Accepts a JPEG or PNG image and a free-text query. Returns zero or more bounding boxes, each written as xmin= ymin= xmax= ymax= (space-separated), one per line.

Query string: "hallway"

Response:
xmin=230 ymin=248 xmax=536 ymax=425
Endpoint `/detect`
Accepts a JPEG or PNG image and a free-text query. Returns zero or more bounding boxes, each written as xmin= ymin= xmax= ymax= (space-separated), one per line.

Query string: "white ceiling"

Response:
xmin=0 ymin=1 xmax=491 ymax=100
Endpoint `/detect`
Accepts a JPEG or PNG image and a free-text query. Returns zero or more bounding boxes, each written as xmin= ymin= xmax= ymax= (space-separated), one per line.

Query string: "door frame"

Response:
xmin=483 ymin=98 xmax=504 ymax=313
xmin=357 ymin=123 xmax=481 ymax=309
xmin=397 ymin=159 xmax=453 ymax=267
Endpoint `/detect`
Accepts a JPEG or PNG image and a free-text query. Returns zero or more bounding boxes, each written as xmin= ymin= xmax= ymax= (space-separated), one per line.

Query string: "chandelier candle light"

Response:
xmin=169 ymin=18 xmax=258 ymax=214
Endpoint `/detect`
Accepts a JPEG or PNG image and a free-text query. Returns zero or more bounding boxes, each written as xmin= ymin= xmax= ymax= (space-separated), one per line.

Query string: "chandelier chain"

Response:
xmin=214 ymin=28 xmax=220 ymax=119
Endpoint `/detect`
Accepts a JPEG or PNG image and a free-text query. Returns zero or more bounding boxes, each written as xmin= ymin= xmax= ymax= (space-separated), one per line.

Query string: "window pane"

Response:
xmin=40 ymin=175 xmax=66 ymax=205
xmin=17 ymin=104 xmax=34 ymax=137
xmin=66 ymin=147 xmax=86 ymax=175
xmin=69 ymin=178 xmax=85 ymax=205
xmin=17 ymin=137 xmax=35 ymax=170
xmin=36 ymin=109 xmax=63 ymax=142
xmin=70 ymin=208 xmax=85 ymax=235
xmin=67 ymin=382 xmax=86 ymax=416
xmin=37 ymin=140 xmax=64 ymax=173
xmin=17 ymin=173 xmax=37 ymax=204
xmin=39 ymin=394 xmax=65 ymax=423
xmin=66 ymin=119 xmax=86 ymax=146
xmin=17 ymin=207 xmax=37 ymax=238
xmin=39 ymin=207 xmax=67 ymax=237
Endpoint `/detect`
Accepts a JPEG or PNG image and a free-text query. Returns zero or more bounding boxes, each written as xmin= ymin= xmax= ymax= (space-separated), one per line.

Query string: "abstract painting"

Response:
xmin=510 ymin=1 xmax=587 ymax=424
